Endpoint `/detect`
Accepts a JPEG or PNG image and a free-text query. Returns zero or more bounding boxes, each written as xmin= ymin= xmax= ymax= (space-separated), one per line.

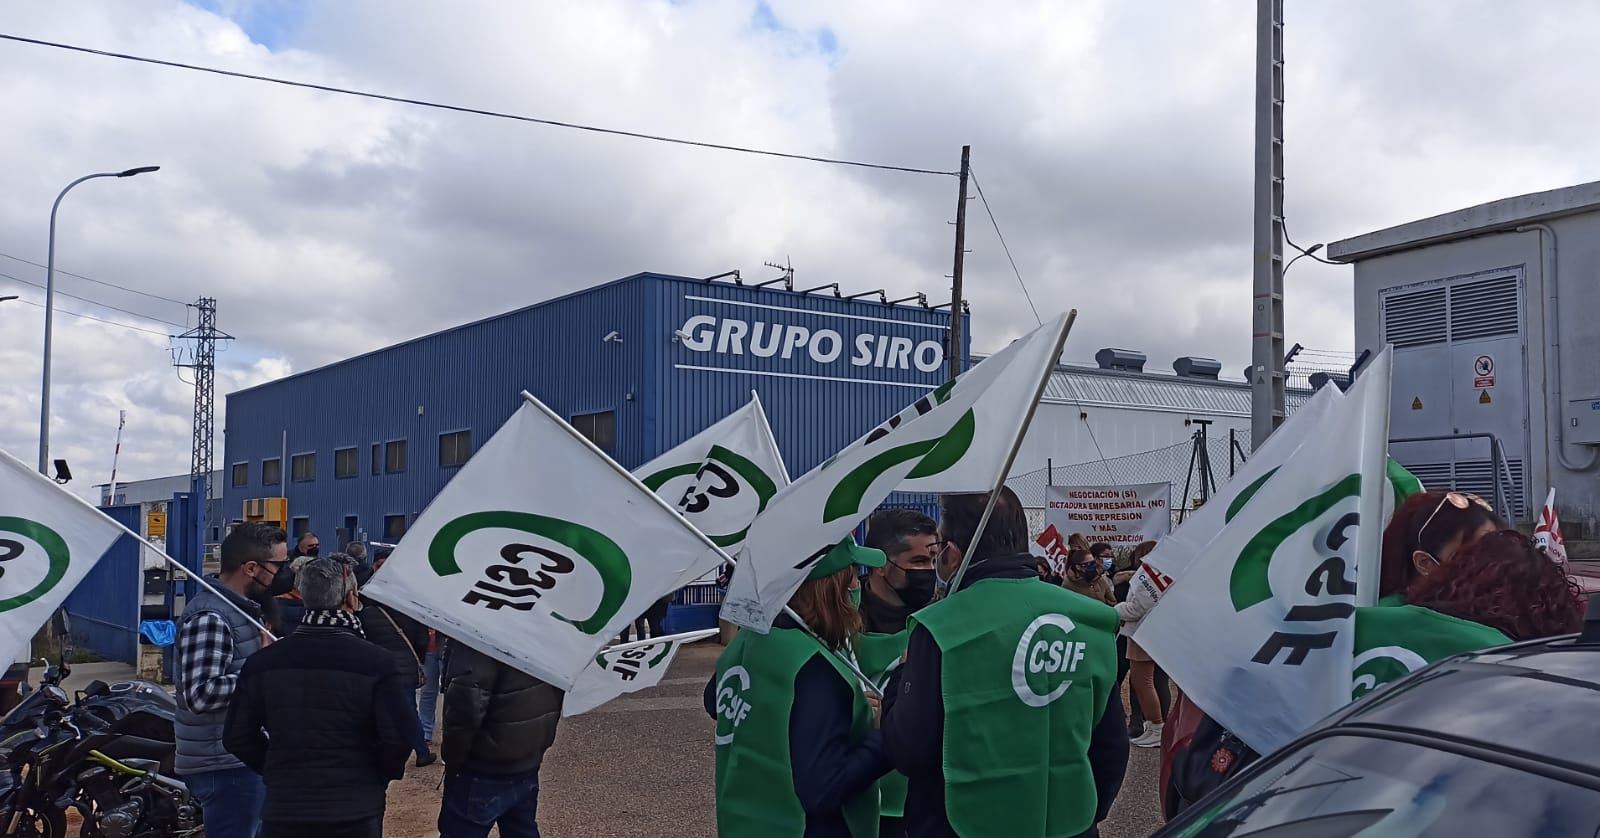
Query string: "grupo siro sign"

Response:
xmin=674 ymin=297 xmax=947 ymax=380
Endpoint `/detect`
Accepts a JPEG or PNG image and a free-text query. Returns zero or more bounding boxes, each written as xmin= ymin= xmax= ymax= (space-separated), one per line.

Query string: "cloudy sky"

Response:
xmin=3 ymin=0 xmax=1599 ymax=491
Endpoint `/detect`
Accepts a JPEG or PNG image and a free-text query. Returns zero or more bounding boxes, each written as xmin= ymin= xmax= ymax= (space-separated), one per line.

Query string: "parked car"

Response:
xmin=1156 ymin=610 xmax=1600 ymax=837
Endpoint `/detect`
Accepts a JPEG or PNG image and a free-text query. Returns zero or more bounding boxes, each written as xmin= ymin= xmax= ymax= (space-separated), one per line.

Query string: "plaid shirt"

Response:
xmin=177 ymin=612 xmax=240 ymax=714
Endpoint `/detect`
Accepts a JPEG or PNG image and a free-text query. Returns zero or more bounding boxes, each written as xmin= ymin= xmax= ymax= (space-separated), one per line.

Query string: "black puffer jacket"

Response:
xmin=440 ymin=640 xmax=563 ymax=776
xmin=357 ymin=596 xmax=428 ymax=686
xmin=222 ymin=618 xmax=418 ymax=822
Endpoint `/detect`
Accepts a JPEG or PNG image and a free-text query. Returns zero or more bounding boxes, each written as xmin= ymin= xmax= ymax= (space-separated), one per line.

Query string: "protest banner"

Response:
xmin=1045 ymin=482 xmax=1171 ymax=549
xmin=1534 ymin=488 xmax=1569 ymax=564
xmin=721 ymin=312 xmax=1074 ymax=632
xmin=362 ymin=392 xmax=729 ymax=690
xmin=1136 ymin=347 xmax=1400 ymax=754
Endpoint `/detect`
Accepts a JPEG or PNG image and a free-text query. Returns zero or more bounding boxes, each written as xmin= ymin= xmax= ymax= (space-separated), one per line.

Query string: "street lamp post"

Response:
xmin=38 ymin=166 xmax=159 ymax=475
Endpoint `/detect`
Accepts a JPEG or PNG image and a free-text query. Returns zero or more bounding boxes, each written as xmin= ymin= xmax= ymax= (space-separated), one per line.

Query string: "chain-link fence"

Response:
xmin=1007 ymin=429 xmax=1253 ymax=534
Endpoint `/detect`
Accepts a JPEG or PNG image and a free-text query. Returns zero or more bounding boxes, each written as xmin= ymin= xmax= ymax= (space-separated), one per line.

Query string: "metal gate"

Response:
xmin=63 ymin=504 xmax=141 ymax=664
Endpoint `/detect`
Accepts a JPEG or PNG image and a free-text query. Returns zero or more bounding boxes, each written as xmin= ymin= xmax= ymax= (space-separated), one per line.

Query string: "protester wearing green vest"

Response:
xmin=706 ymin=540 xmax=893 ymax=838
xmin=1355 ymin=528 xmax=1584 ymax=697
xmin=859 ymin=508 xmax=940 ymax=838
xmin=882 ymin=487 xmax=1128 ymax=838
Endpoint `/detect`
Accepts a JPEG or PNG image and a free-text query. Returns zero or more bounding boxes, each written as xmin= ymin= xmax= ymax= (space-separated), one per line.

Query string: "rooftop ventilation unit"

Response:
xmin=1094 ymin=348 xmax=1147 ymax=373
xmin=1173 ymin=356 xmax=1222 ymax=380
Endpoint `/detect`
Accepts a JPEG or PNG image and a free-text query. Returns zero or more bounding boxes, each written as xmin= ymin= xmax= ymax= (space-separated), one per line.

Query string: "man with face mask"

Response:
xmin=883 ymin=488 xmax=1127 ymax=838
xmin=176 ymin=522 xmax=294 ymax=838
xmin=290 ymin=531 xmax=320 ymax=560
xmin=858 ymin=509 xmax=938 ymax=837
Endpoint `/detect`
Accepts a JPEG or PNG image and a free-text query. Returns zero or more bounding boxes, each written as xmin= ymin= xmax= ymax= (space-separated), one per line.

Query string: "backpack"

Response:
xmin=1167 ymin=705 xmax=1260 ymax=818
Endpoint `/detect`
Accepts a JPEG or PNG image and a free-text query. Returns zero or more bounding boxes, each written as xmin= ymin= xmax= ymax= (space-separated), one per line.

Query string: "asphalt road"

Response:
xmin=384 ymin=641 xmax=1166 ymax=836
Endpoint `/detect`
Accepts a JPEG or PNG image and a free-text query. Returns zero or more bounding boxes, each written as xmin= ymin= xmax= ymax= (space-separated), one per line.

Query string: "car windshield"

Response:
xmin=1164 ymin=733 xmax=1600 ymax=838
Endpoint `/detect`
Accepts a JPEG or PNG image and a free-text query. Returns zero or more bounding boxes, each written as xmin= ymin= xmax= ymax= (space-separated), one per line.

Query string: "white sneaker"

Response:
xmin=1131 ymin=723 xmax=1164 ymax=748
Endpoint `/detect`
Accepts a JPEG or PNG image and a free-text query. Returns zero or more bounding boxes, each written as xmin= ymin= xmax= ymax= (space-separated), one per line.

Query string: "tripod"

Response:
xmin=1179 ymin=420 xmax=1218 ymax=524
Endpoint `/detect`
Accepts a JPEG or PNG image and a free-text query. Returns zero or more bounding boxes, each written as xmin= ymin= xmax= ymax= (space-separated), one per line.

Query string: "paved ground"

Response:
xmin=383 ymin=642 xmax=1166 ymax=836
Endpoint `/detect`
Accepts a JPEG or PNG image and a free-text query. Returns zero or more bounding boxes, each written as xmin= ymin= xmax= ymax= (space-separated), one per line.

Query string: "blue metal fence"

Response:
xmin=65 ymin=505 xmax=140 ymax=664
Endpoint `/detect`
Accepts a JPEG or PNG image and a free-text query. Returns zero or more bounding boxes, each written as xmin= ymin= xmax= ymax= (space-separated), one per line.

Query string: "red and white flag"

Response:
xmin=1535 ymin=488 xmax=1568 ymax=565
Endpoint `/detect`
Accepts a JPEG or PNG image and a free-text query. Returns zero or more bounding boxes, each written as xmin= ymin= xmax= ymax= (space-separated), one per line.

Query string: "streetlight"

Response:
xmin=38 ymin=166 xmax=160 ymax=475
xmin=1283 ymin=242 xmax=1325 ymax=278
xmin=0 ymin=295 xmax=18 ymax=304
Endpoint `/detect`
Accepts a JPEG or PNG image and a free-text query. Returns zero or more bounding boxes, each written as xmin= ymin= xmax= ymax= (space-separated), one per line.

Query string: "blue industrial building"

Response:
xmin=223 ymin=272 xmax=968 ymax=545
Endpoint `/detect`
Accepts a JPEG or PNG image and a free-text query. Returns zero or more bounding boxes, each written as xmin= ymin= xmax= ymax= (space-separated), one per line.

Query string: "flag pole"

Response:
xmin=947 ymin=311 xmax=1075 ymax=593
xmin=599 ymin=627 xmax=718 ymax=656
xmin=751 ymin=390 xmax=790 ymax=483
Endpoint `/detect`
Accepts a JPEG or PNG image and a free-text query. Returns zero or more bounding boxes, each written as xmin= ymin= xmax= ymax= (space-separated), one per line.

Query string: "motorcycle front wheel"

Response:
xmin=9 ymin=806 xmax=66 ymax=838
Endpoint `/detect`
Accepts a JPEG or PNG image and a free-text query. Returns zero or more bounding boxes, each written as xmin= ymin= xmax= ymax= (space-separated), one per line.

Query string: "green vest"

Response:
xmin=913 ymin=576 xmax=1119 ymax=838
xmin=1352 ymin=604 xmax=1509 ymax=700
xmin=855 ymin=629 xmax=911 ymax=818
xmin=713 ymin=627 xmax=880 ymax=838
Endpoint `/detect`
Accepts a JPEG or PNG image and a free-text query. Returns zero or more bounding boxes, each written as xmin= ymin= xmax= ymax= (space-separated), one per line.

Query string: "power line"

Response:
xmin=0 ymin=269 xmax=186 ymax=327
xmin=3 ymin=293 xmax=175 ymax=337
xmin=0 ymin=251 xmax=190 ymax=305
xmin=968 ymin=166 xmax=1041 ymax=325
xmin=965 ymin=164 xmax=1114 ymax=482
xmin=0 ymin=32 xmax=958 ymax=178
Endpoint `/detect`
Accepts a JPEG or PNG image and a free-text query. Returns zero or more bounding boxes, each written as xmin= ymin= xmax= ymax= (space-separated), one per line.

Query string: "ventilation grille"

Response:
xmin=1449 ymin=276 xmax=1520 ymax=341
xmin=1402 ymin=458 xmax=1527 ymax=520
xmin=1383 ymin=287 xmax=1447 ymax=347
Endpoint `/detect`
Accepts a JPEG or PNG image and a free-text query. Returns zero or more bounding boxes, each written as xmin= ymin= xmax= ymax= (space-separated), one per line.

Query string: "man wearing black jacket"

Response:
xmin=438 ymin=641 xmax=564 ymax=838
xmin=883 ymin=488 xmax=1128 ymax=838
xmin=224 ymin=556 xmax=418 ymax=838
xmin=357 ymin=566 xmax=434 ymax=767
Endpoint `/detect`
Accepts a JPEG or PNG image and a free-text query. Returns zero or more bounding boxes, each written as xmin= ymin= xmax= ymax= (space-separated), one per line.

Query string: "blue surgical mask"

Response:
xmin=1101 ymin=557 xmax=1114 ymax=572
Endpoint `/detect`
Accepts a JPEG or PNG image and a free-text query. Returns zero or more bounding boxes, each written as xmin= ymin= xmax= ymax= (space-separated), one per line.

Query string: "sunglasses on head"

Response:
xmin=1416 ymin=491 xmax=1492 ymax=547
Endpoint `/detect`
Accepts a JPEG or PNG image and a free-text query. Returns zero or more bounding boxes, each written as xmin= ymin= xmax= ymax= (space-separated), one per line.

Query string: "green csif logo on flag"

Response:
xmin=0 ymin=517 xmax=73 ymax=613
xmin=427 ymin=511 xmax=633 ymax=635
xmin=641 ymin=445 xmax=781 ymax=546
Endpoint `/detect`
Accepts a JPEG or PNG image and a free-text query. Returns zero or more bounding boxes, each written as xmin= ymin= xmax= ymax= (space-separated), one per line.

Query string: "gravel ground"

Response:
xmin=381 ymin=642 xmax=1166 ymax=837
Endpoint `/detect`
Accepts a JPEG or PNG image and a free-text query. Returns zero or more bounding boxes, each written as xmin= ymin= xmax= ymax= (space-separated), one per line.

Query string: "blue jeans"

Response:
xmin=418 ymin=649 xmax=440 ymax=741
xmin=185 ymin=765 xmax=264 ymax=838
xmin=438 ymin=768 xmax=541 ymax=838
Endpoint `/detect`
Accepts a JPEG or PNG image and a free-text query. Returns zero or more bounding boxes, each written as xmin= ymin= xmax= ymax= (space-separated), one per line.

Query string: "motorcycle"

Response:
xmin=0 ymin=614 xmax=201 ymax=837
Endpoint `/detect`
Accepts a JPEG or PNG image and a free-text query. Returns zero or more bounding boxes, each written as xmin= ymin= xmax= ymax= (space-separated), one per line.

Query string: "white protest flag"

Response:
xmin=0 ymin=447 xmax=127 ymax=664
xmin=361 ymin=393 xmax=727 ymax=690
xmin=1135 ymin=347 xmax=1396 ymax=754
xmin=635 ymin=393 xmax=789 ymax=551
xmin=563 ymin=628 xmax=719 ymax=716
xmin=1535 ymin=488 xmax=1569 ymax=564
xmin=721 ymin=312 xmax=1073 ymax=631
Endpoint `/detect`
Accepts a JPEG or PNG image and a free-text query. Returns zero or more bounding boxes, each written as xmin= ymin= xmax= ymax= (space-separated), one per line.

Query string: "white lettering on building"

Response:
xmin=682 ymin=315 xmax=944 ymax=373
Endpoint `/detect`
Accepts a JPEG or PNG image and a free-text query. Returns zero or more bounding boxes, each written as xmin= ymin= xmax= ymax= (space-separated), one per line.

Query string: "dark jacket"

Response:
xmin=357 ymin=596 xmax=428 ymax=686
xmin=276 ymin=593 xmax=306 ymax=636
xmin=702 ymin=615 xmax=892 ymax=837
xmin=223 ymin=617 xmax=418 ymax=823
xmin=861 ymin=586 xmax=915 ymax=635
xmin=440 ymin=640 xmax=563 ymax=776
xmin=882 ymin=553 xmax=1129 ymax=838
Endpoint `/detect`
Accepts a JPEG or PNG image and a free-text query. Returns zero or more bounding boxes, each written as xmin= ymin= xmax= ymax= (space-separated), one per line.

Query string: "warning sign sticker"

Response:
xmin=1473 ymin=355 xmax=1495 ymax=389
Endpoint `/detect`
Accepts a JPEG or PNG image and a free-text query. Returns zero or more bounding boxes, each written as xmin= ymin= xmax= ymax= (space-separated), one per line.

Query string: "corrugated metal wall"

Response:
xmin=224 ymin=275 xmax=649 ymax=540
xmin=224 ymin=272 xmax=969 ymax=540
xmin=66 ymin=504 xmax=141 ymax=664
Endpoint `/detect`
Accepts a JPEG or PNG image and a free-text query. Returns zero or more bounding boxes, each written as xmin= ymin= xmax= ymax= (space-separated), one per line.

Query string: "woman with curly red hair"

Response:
xmin=1353 ymin=529 xmax=1584 ymax=698
xmin=1378 ymin=490 xmax=1504 ymax=602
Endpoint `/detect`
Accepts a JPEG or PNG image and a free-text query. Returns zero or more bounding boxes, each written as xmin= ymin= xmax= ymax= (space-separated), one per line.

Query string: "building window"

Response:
xmin=262 ymin=458 xmax=282 ymax=487
xmin=334 ymin=447 xmax=358 ymax=479
xmin=371 ymin=443 xmax=381 ymax=476
xmin=571 ymin=411 xmax=616 ymax=455
xmin=231 ymin=462 xmax=248 ymax=488
xmin=383 ymin=514 xmax=408 ymax=540
xmin=291 ymin=516 xmax=310 ymax=539
xmin=291 ymin=452 xmax=316 ymax=482
xmin=385 ymin=439 xmax=407 ymax=474
xmin=439 ymin=430 xmax=472 ymax=467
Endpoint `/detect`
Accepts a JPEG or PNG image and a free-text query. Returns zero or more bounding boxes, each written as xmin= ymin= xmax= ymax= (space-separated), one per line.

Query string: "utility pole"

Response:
xmin=1250 ymin=0 xmax=1287 ymax=451
xmin=948 ymin=145 xmax=971 ymax=381
xmin=174 ymin=298 xmax=231 ymax=539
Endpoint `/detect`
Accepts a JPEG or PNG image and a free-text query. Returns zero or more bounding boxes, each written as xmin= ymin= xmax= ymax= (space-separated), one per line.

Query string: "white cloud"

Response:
xmin=4 ymin=0 xmax=1600 ymax=485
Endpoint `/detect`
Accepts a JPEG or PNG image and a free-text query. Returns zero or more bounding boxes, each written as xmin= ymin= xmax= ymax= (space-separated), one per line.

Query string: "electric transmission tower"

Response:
xmin=173 ymin=297 xmax=232 ymax=541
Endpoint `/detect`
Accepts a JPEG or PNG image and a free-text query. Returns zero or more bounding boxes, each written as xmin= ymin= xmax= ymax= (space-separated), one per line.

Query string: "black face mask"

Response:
xmin=258 ymin=563 xmax=296 ymax=598
xmin=893 ymin=568 xmax=937 ymax=609
xmin=302 ymin=545 xmax=320 ymax=558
